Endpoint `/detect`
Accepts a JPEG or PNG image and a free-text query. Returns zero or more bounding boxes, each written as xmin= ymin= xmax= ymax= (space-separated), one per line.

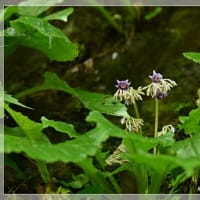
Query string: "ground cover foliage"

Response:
xmin=2 ymin=2 xmax=200 ymax=194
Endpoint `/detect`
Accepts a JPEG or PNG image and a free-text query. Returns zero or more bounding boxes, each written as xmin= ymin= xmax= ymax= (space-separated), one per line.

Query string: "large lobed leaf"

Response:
xmin=5 ymin=16 xmax=78 ymax=61
xmin=16 ymin=72 xmax=129 ymax=117
xmin=4 ymin=109 xmax=159 ymax=164
xmin=179 ymin=107 xmax=200 ymax=135
xmin=4 ymin=111 xmax=119 ymax=163
xmin=4 ymin=91 xmax=32 ymax=109
xmin=41 ymin=116 xmax=79 ymax=138
xmin=4 ymin=103 xmax=45 ymax=141
xmin=174 ymin=134 xmax=200 ymax=159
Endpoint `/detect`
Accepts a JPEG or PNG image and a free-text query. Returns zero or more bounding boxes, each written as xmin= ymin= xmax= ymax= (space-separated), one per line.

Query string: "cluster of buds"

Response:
xmin=113 ymin=80 xmax=144 ymax=132
xmin=157 ymin=125 xmax=175 ymax=137
xmin=114 ymin=80 xmax=144 ymax=106
xmin=106 ymin=144 xmax=128 ymax=166
xmin=144 ymin=70 xmax=177 ymax=99
xmin=121 ymin=116 xmax=143 ymax=133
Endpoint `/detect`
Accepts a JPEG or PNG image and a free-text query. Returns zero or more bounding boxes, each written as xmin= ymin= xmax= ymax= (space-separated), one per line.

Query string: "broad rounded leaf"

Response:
xmin=179 ymin=107 xmax=200 ymax=135
xmin=7 ymin=16 xmax=78 ymax=61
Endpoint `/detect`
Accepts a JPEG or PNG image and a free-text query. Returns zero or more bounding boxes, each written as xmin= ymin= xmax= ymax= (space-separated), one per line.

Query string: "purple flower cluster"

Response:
xmin=156 ymin=91 xmax=168 ymax=100
xmin=115 ymin=80 xmax=131 ymax=91
xmin=149 ymin=70 xmax=168 ymax=100
xmin=149 ymin=70 xmax=163 ymax=83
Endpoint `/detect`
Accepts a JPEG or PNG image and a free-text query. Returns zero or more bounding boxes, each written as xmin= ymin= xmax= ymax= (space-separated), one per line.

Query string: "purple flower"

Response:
xmin=149 ymin=70 xmax=163 ymax=83
xmin=156 ymin=91 xmax=168 ymax=100
xmin=115 ymin=80 xmax=131 ymax=91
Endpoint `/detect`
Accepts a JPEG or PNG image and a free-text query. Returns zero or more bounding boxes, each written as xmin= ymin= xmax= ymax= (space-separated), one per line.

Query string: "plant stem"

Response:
xmin=36 ymin=160 xmax=51 ymax=183
xmin=95 ymin=6 xmax=123 ymax=34
xmin=191 ymin=168 xmax=199 ymax=194
xmin=108 ymin=175 xmax=121 ymax=193
xmin=133 ymin=102 xmax=140 ymax=119
xmin=153 ymin=98 xmax=159 ymax=155
xmin=95 ymin=155 xmax=121 ymax=193
xmin=133 ymin=102 xmax=142 ymax=135
xmin=77 ymin=158 xmax=113 ymax=193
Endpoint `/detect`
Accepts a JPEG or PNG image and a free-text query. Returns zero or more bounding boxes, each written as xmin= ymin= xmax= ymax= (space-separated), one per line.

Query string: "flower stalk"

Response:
xmin=153 ymin=98 xmax=159 ymax=154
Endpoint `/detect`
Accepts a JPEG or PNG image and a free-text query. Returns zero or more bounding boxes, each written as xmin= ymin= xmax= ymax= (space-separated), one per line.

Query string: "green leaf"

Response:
xmin=41 ymin=116 xmax=79 ymax=138
xmin=17 ymin=6 xmax=50 ymax=17
xmin=198 ymin=88 xmax=200 ymax=98
xmin=7 ymin=16 xmax=78 ymax=61
xmin=179 ymin=107 xmax=200 ymax=135
xmin=68 ymin=174 xmax=89 ymax=189
xmin=18 ymin=0 xmax=64 ymax=6
xmin=5 ymin=155 xmax=26 ymax=180
xmin=4 ymin=103 xmax=47 ymax=141
xmin=158 ymin=131 xmax=175 ymax=148
xmin=4 ymin=125 xmax=107 ymax=163
xmin=174 ymin=134 xmax=200 ymax=159
xmin=183 ymin=52 xmax=200 ymax=64
xmin=145 ymin=7 xmax=162 ymax=21
xmin=5 ymin=126 xmax=25 ymax=137
xmin=124 ymin=150 xmax=200 ymax=193
xmin=4 ymin=91 xmax=32 ymax=109
xmin=16 ymin=72 xmax=129 ymax=117
xmin=75 ymin=89 xmax=128 ymax=117
xmin=44 ymin=7 xmax=74 ymax=22
xmin=0 ymin=6 xmax=18 ymax=22
xmin=3 ymin=110 xmax=142 ymax=163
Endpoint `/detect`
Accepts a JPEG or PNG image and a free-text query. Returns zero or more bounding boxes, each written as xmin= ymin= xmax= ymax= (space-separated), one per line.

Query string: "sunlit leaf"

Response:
xmin=0 ymin=6 xmax=18 ymax=22
xmin=174 ymin=134 xmax=200 ymax=159
xmin=183 ymin=52 xmax=200 ymax=64
xmin=4 ymin=103 xmax=47 ymax=141
xmin=17 ymin=6 xmax=50 ymax=17
xmin=18 ymin=0 xmax=64 ymax=6
xmin=16 ymin=72 xmax=129 ymax=117
xmin=4 ymin=110 xmax=157 ymax=164
xmin=179 ymin=107 xmax=200 ymax=135
xmin=44 ymin=7 xmax=74 ymax=22
xmin=4 ymin=92 xmax=32 ymax=109
xmin=4 ymin=112 xmax=110 ymax=163
xmin=5 ymin=16 xmax=78 ymax=61
xmin=41 ymin=116 xmax=79 ymax=138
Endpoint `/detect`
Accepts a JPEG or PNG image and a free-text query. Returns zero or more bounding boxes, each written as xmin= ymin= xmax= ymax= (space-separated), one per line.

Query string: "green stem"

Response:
xmin=153 ymin=98 xmax=159 ymax=155
xmin=124 ymin=139 xmax=148 ymax=193
xmin=36 ymin=160 xmax=51 ymax=183
xmin=77 ymin=158 xmax=113 ymax=193
xmin=108 ymin=175 xmax=121 ymax=193
xmin=95 ymin=155 xmax=121 ymax=193
xmin=95 ymin=6 xmax=123 ymax=34
xmin=15 ymin=86 xmax=45 ymax=98
xmin=133 ymin=102 xmax=140 ymax=119
xmin=133 ymin=102 xmax=142 ymax=135
xmin=191 ymin=168 xmax=199 ymax=194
